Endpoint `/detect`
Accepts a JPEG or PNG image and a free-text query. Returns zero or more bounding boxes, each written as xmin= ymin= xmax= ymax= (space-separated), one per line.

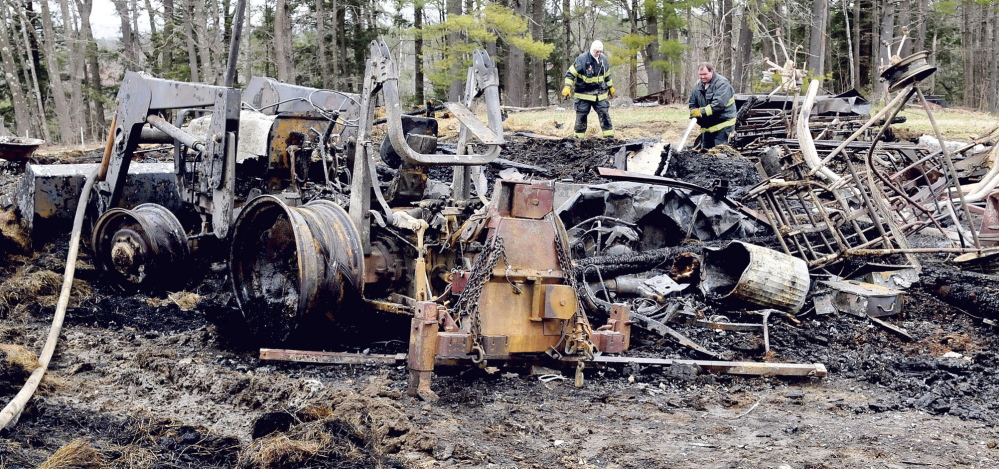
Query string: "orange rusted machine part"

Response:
xmin=407 ymin=180 xmax=632 ymax=397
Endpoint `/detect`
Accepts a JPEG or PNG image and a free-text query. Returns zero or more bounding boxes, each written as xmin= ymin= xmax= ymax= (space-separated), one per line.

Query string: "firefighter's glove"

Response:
xmin=689 ymin=107 xmax=702 ymax=118
xmin=562 ymin=86 xmax=572 ymax=98
xmin=609 ymin=87 xmax=617 ymax=98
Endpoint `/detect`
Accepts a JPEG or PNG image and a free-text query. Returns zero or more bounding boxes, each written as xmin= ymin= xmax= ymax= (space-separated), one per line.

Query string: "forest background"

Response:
xmin=0 ymin=0 xmax=997 ymax=146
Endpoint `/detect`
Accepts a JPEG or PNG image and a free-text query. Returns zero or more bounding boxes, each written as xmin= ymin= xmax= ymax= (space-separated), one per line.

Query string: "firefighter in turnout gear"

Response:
xmin=563 ymin=40 xmax=615 ymax=138
xmin=688 ymin=62 xmax=737 ymax=149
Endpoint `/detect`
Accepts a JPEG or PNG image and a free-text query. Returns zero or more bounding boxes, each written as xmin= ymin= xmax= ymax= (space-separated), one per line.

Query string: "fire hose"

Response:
xmin=0 ymin=168 xmax=98 ymax=430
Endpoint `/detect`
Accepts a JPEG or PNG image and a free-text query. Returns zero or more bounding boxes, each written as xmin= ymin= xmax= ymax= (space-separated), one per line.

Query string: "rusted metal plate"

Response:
xmin=591 ymin=331 xmax=627 ymax=354
xmin=481 ymin=335 xmax=510 ymax=358
xmin=443 ymin=101 xmax=504 ymax=145
xmin=543 ymin=284 xmax=577 ymax=319
xmin=437 ymin=332 xmax=471 ymax=357
xmin=511 ymin=183 xmax=554 ymax=219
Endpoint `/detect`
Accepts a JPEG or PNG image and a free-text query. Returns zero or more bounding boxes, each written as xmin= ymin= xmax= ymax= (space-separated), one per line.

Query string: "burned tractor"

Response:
xmin=88 ymin=40 xmax=631 ymax=397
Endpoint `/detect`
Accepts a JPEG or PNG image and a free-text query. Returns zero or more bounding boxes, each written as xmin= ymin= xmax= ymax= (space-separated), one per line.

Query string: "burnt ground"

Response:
xmin=0 ymin=135 xmax=998 ymax=468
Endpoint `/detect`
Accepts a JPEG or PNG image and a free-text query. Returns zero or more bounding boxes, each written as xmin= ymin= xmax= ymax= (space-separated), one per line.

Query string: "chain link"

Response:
xmin=550 ymin=214 xmax=596 ymax=361
xmin=453 ymin=233 xmax=506 ymax=365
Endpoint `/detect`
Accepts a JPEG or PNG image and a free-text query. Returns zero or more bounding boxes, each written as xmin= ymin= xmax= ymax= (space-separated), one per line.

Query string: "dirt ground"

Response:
xmin=1 ymin=111 xmax=999 ymax=468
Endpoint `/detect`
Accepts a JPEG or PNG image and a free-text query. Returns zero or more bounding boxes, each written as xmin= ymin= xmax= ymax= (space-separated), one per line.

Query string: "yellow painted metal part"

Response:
xmin=477 ymin=216 xmax=574 ymax=354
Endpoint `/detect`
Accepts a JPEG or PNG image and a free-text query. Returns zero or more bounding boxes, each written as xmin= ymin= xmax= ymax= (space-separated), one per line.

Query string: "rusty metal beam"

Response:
xmin=592 ymin=356 xmax=827 ymax=377
xmin=259 ymin=348 xmax=826 ymax=378
xmin=260 ymin=349 xmax=407 ymax=365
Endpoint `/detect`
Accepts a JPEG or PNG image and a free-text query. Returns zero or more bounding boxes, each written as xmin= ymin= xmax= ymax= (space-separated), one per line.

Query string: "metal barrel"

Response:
xmin=91 ymin=203 xmax=190 ymax=288
xmin=699 ymin=241 xmax=810 ymax=313
xmin=229 ymin=195 xmax=364 ymax=344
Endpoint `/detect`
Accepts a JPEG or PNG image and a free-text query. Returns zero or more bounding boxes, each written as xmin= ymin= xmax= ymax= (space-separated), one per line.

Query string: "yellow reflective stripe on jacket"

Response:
xmin=703 ymin=106 xmax=713 ymax=117
xmin=564 ymin=77 xmax=574 ymax=86
xmin=727 ymin=96 xmax=735 ymax=106
xmin=706 ymin=118 xmax=736 ymax=133
xmin=574 ymin=92 xmax=610 ymax=101
xmin=578 ymin=73 xmax=610 ymax=84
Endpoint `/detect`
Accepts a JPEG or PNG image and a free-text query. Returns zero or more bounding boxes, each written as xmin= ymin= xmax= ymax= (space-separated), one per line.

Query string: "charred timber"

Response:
xmin=920 ymin=265 xmax=999 ymax=319
xmin=574 ymin=246 xmax=696 ymax=278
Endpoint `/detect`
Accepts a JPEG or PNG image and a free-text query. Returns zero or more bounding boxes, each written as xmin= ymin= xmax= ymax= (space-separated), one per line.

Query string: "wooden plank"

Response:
xmin=593 ymin=356 xmax=828 ymax=378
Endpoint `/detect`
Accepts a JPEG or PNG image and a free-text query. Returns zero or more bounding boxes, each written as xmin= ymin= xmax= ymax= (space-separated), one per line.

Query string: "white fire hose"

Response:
xmin=0 ymin=169 xmax=97 ymax=430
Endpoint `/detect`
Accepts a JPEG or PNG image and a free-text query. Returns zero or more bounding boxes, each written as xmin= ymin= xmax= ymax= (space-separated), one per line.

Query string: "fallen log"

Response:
xmin=919 ymin=265 xmax=999 ymax=319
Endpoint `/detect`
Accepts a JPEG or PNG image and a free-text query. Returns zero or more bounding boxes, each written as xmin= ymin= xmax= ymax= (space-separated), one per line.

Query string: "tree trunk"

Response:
xmin=897 ymin=0 xmax=912 ymax=57
xmin=853 ymin=0 xmax=862 ymax=89
xmin=0 ymin=4 xmax=33 ymax=138
xmin=143 ymin=0 xmax=160 ymax=70
xmin=721 ymin=0 xmax=733 ymax=73
xmin=76 ymin=0 xmax=107 ymax=137
xmin=808 ymin=0 xmax=828 ymax=79
xmin=275 ymin=0 xmax=291 ymax=82
xmin=915 ymin=0 xmax=927 ymax=53
xmin=316 ymin=0 xmax=330 ymax=88
xmin=414 ymin=1 xmax=425 ymax=104
xmin=991 ymin=6 xmax=999 ymax=113
xmin=734 ymin=7 xmax=753 ymax=93
xmin=333 ymin=0 xmax=342 ymax=88
xmin=562 ymin=0 xmax=570 ymax=97
xmin=39 ymin=0 xmax=75 ymax=142
xmin=446 ymin=0 xmax=463 ymax=101
xmin=877 ymin=0 xmax=895 ymax=99
xmin=112 ymin=0 xmax=139 ymax=71
xmin=505 ymin=0 xmax=527 ymax=107
xmin=17 ymin=9 xmax=52 ymax=143
xmin=183 ymin=0 xmax=200 ymax=81
xmin=644 ymin=0 xmax=663 ymax=94
xmin=58 ymin=0 xmax=86 ymax=134
xmin=962 ymin=2 xmax=973 ymax=107
xmin=841 ymin=0 xmax=856 ymax=89
xmin=625 ymin=0 xmax=638 ymax=97
xmin=529 ymin=0 xmax=547 ymax=106
xmin=195 ymin=0 xmax=216 ymax=84
xmin=163 ymin=0 xmax=174 ymax=71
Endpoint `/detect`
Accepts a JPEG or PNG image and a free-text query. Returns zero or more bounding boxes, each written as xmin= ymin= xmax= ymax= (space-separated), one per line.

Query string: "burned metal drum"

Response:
xmin=700 ymin=241 xmax=810 ymax=313
xmin=0 ymin=137 xmax=44 ymax=161
xmin=91 ymin=203 xmax=190 ymax=288
xmin=229 ymin=195 xmax=364 ymax=344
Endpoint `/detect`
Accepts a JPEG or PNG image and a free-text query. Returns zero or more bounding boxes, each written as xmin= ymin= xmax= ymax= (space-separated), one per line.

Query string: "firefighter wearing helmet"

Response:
xmin=562 ymin=40 xmax=616 ymax=138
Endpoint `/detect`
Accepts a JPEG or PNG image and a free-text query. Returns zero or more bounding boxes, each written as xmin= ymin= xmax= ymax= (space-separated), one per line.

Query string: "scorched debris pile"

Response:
xmin=0 ymin=44 xmax=998 ymax=467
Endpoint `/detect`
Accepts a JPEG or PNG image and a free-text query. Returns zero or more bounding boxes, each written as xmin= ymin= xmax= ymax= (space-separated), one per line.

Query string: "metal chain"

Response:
xmin=453 ymin=233 xmax=506 ymax=364
xmin=550 ymin=214 xmax=596 ymax=360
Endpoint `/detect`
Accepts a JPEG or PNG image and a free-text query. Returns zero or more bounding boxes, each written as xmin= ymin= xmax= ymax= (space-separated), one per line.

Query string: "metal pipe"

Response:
xmin=916 ymin=87 xmax=981 ymax=248
xmin=146 ymin=114 xmax=205 ymax=153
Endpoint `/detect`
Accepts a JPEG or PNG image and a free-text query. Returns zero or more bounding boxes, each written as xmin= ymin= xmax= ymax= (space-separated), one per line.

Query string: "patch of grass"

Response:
xmin=503 ymin=103 xmax=691 ymax=141
xmin=895 ymin=105 xmax=999 ymax=141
